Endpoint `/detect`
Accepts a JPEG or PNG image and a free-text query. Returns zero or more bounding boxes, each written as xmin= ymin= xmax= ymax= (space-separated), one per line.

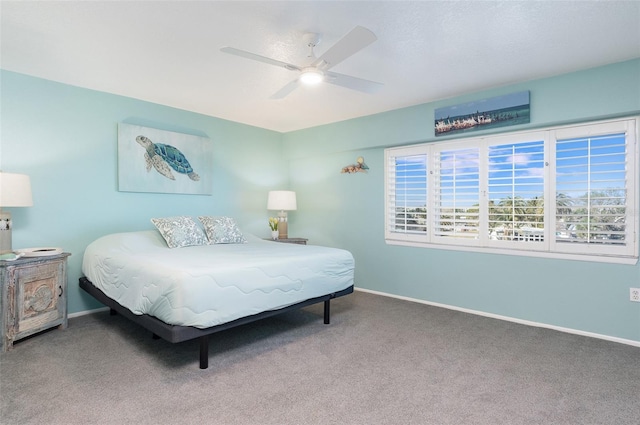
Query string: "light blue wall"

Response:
xmin=284 ymin=59 xmax=640 ymax=343
xmin=0 ymin=70 xmax=286 ymax=313
xmin=3 ymin=60 xmax=640 ymax=343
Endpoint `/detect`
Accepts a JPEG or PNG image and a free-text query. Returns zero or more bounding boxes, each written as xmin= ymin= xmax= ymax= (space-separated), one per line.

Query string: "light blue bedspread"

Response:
xmin=82 ymin=231 xmax=354 ymax=328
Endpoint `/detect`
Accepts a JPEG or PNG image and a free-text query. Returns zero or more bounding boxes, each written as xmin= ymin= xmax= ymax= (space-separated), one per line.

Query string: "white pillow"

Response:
xmin=198 ymin=216 xmax=247 ymax=244
xmin=151 ymin=216 xmax=208 ymax=248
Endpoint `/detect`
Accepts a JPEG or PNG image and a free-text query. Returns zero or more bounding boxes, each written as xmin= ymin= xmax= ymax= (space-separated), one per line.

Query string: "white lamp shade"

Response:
xmin=0 ymin=172 xmax=33 ymax=207
xmin=267 ymin=190 xmax=297 ymax=211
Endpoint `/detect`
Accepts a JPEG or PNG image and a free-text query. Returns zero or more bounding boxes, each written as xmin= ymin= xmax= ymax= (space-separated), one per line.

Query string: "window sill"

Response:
xmin=385 ymin=239 xmax=638 ymax=265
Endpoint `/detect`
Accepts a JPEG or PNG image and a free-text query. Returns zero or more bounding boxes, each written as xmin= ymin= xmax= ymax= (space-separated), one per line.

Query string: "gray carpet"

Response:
xmin=1 ymin=290 xmax=639 ymax=425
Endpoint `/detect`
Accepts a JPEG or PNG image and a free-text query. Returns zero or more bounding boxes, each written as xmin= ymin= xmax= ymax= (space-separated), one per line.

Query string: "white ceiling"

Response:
xmin=2 ymin=1 xmax=639 ymax=133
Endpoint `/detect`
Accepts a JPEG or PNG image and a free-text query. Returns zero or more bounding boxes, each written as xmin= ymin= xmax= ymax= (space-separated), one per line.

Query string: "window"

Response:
xmin=433 ymin=145 xmax=480 ymax=243
xmin=393 ymin=155 xmax=428 ymax=234
xmin=385 ymin=146 xmax=428 ymax=241
xmin=384 ymin=117 xmax=638 ymax=263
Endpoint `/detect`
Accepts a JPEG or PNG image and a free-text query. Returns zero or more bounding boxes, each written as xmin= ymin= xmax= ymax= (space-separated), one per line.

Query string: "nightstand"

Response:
xmin=267 ymin=238 xmax=308 ymax=245
xmin=0 ymin=252 xmax=70 ymax=352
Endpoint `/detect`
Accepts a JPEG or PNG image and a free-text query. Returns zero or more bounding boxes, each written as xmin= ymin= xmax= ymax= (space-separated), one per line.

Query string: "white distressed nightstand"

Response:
xmin=0 ymin=252 xmax=70 ymax=352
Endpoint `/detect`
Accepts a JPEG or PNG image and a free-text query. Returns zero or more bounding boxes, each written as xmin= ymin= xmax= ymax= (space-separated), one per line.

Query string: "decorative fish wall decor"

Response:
xmin=341 ymin=156 xmax=369 ymax=174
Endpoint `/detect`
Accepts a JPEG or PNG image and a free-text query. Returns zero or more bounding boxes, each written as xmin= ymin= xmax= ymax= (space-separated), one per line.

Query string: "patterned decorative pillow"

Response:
xmin=198 ymin=216 xmax=247 ymax=244
xmin=151 ymin=216 xmax=208 ymax=248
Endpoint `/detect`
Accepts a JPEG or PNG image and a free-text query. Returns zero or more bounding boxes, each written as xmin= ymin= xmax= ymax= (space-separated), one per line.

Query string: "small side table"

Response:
xmin=267 ymin=238 xmax=308 ymax=245
xmin=0 ymin=252 xmax=70 ymax=352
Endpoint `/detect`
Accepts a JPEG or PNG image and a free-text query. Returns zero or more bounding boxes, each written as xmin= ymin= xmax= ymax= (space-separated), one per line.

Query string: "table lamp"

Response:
xmin=267 ymin=190 xmax=297 ymax=239
xmin=0 ymin=172 xmax=33 ymax=253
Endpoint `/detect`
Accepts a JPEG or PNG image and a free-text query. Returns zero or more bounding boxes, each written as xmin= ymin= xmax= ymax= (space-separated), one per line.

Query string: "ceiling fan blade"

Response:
xmin=313 ymin=26 xmax=377 ymax=71
xmin=325 ymin=71 xmax=383 ymax=94
xmin=221 ymin=47 xmax=300 ymax=71
xmin=269 ymin=79 xmax=300 ymax=99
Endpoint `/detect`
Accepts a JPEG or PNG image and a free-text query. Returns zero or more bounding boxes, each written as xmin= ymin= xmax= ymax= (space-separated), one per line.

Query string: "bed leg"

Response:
xmin=199 ymin=335 xmax=209 ymax=369
xmin=324 ymin=299 xmax=330 ymax=324
xmin=109 ymin=309 xmax=117 ymax=316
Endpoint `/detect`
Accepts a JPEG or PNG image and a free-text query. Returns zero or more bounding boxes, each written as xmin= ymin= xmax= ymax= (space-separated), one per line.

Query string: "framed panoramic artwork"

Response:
xmin=434 ymin=91 xmax=530 ymax=137
xmin=118 ymin=123 xmax=212 ymax=195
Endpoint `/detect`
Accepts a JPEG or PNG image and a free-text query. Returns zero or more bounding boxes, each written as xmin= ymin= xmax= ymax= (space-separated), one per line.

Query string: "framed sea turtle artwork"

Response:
xmin=117 ymin=123 xmax=212 ymax=195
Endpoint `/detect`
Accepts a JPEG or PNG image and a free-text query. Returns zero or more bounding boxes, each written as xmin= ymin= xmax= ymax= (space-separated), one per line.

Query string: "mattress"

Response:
xmin=82 ymin=231 xmax=355 ymax=328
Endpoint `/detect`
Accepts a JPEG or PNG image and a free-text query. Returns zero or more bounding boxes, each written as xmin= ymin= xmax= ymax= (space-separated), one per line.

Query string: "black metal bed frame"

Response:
xmin=79 ymin=277 xmax=353 ymax=369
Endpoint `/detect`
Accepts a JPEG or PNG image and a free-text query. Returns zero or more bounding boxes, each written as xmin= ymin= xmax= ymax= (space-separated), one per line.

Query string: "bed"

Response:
xmin=80 ymin=224 xmax=355 ymax=369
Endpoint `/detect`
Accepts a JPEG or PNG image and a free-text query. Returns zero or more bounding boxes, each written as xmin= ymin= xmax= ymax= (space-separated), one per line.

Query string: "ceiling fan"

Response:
xmin=221 ymin=26 xmax=383 ymax=99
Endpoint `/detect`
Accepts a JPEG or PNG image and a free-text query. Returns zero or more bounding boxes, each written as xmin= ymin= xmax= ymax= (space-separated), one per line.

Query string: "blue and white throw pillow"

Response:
xmin=151 ymin=216 xmax=208 ymax=248
xmin=198 ymin=216 xmax=247 ymax=244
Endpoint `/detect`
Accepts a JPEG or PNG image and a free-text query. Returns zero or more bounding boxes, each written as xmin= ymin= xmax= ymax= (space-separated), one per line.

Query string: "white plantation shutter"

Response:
xmin=486 ymin=134 xmax=547 ymax=249
xmin=551 ymin=119 xmax=637 ymax=257
xmin=433 ymin=145 xmax=480 ymax=244
xmin=384 ymin=117 xmax=638 ymax=263
xmin=384 ymin=146 xmax=428 ymax=242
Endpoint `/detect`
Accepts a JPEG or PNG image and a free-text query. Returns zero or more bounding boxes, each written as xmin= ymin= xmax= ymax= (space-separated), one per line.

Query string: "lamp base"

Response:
xmin=278 ymin=221 xmax=288 ymax=240
xmin=0 ymin=211 xmax=12 ymax=254
xmin=277 ymin=210 xmax=288 ymax=239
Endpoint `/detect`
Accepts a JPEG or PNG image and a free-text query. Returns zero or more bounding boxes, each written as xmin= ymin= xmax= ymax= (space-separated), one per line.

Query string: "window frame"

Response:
xmin=384 ymin=117 xmax=639 ymax=264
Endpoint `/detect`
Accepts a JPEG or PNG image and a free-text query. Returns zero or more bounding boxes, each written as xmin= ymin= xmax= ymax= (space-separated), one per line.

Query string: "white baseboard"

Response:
xmin=68 ymin=306 xmax=109 ymax=319
xmin=355 ymin=287 xmax=640 ymax=348
xmin=68 ymin=288 xmax=640 ymax=348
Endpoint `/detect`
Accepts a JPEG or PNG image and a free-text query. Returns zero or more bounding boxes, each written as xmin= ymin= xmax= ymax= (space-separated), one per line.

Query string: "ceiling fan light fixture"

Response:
xmin=221 ymin=26 xmax=381 ymax=99
xmin=300 ymin=68 xmax=324 ymax=85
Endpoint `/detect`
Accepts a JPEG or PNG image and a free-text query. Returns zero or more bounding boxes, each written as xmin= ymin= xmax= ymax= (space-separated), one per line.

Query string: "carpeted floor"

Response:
xmin=1 ymin=290 xmax=639 ymax=424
